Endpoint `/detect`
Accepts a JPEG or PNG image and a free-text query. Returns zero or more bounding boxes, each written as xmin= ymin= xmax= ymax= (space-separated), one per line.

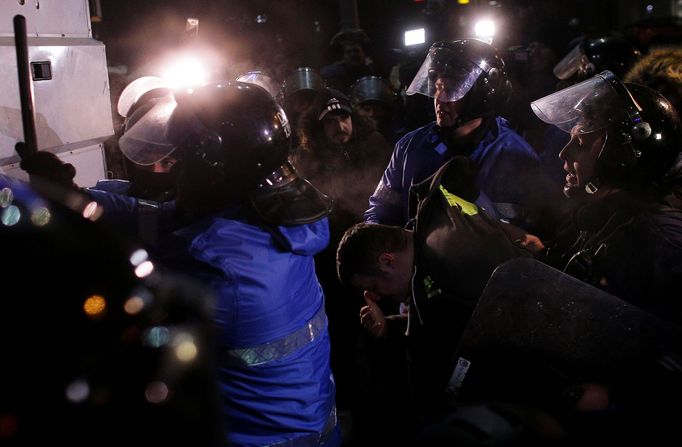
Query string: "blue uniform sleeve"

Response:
xmin=86 ymin=188 xmax=178 ymax=244
xmin=364 ymin=140 xmax=407 ymax=225
xmin=86 ymin=188 xmax=139 ymax=236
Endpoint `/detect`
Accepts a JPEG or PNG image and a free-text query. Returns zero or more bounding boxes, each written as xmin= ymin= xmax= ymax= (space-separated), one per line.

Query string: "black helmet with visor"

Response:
xmin=406 ymin=39 xmax=511 ymax=121
xmin=532 ymin=70 xmax=681 ymax=188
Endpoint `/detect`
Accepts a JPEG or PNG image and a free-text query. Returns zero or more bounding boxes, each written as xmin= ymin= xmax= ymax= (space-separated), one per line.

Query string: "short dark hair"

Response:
xmin=336 ymin=222 xmax=411 ymax=285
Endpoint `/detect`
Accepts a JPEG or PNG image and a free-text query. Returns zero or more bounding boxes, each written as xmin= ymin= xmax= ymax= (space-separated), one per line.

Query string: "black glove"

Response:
xmin=19 ymin=149 xmax=78 ymax=190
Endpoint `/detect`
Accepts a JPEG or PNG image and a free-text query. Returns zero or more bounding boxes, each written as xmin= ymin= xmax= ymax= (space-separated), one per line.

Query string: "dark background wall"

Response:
xmin=93 ymin=0 xmax=679 ymax=82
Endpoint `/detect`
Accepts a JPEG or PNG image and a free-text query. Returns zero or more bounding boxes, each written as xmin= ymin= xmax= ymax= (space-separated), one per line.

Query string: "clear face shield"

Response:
xmin=406 ymin=47 xmax=483 ymax=102
xmin=118 ymin=94 xmax=180 ymax=167
xmin=553 ymin=42 xmax=590 ymax=81
xmin=531 ymin=71 xmax=629 ymax=135
xmin=117 ymin=76 xmax=174 ymax=118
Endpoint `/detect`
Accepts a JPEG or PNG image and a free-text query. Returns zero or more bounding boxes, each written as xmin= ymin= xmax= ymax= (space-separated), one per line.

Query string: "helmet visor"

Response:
xmin=118 ymin=95 xmax=179 ymax=166
xmin=235 ymin=72 xmax=280 ymax=99
xmin=406 ymin=49 xmax=483 ymax=102
xmin=117 ymin=76 xmax=174 ymax=118
xmin=531 ymin=72 xmax=627 ymax=134
xmin=553 ymin=43 xmax=587 ymax=81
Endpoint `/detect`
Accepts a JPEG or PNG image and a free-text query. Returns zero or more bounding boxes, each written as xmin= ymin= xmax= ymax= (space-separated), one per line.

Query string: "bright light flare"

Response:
xmin=474 ymin=19 xmax=496 ymax=44
xmin=162 ymin=56 xmax=207 ymax=89
xmin=404 ymin=28 xmax=425 ymax=46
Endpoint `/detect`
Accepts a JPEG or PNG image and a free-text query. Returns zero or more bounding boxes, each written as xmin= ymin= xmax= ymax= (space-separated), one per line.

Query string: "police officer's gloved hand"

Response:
xmin=19 ymin=150 xmax=78 ymax=190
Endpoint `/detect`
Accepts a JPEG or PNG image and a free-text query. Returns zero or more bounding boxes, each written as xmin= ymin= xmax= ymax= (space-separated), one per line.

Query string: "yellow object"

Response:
xmin=439 ymin=185 xmax=478 ymax=216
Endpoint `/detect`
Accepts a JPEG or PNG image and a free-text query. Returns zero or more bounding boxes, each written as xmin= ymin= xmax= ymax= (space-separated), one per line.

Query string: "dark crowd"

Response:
xmin=2 ymin=1 xmax=682 ymax=446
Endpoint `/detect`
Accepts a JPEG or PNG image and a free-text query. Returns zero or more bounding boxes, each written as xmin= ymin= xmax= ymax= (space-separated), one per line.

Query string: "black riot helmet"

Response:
xmin=0 ymin=175 xmax=224 ymax=446
xmin=122 ymin=81 xmax=332 ymax=224
xmin=116 ymin=76 xmax=179 ymax=201
xmin=532 ymin=71 xmax=681 ymax=189
xmin=236 ymin=70 xmax=282 ymax=101
xmin=406 ymin=39 xmax=512 ymax=121
xmin=554 ymin=36 xmax=642 ymax=82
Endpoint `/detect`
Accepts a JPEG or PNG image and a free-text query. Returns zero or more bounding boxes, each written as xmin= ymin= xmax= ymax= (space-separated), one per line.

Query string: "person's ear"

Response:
xmin=377 ymin=253 xmax=395 ymax=271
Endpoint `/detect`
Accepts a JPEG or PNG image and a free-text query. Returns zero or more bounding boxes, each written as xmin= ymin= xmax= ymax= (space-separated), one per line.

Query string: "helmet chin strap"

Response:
xmin=584 ymin=131 xmax=610 ymax=195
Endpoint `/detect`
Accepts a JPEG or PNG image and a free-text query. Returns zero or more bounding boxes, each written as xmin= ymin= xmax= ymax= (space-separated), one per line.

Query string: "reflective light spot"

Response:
xmin=30 ymin=207 xmax=51 ymax=226
xmin=1 ymin=206 xmax=21 ymax=226
xmin=124 ymin=295 xmax=146 ymax=315
xmin=144 ymin=326 xmax=170 ymax=347
xmin=646 ymin=4 xmax=654 ymax=13
xmin=82 ymin=201 xmax=100 ymax=220
xmin=0 ymin=187 xmax=13 ymax=208
xmin=145 ymin=381 xmax=169 ymax=404
xmin=655 ymin=133 xmax=662 ymax=140
xmin=174 ymin=333 xmax=198 ymax=362
xmin=83 ymin=295 xmax=107 ymax=317
xmin=65 ymin=379 xmax=90 ymax=403
xmin=134 ymin=260 xmax=154 ymax=278
xmin=129 ymin=248 xmax=149 ymax=266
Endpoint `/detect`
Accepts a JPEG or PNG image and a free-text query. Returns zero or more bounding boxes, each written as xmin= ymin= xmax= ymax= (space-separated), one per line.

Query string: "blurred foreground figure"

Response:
xmin=0 ymin=175 xmax=224 ymax=446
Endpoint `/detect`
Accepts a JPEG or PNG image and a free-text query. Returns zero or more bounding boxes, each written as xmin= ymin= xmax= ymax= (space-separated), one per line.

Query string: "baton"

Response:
xmin=13 ymin=14 xmax=39 ymax=159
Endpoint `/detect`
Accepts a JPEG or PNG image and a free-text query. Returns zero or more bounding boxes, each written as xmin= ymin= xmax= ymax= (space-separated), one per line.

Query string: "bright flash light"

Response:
xmin=404 ymin=28 xmax=426 ymax=47
xmin=474 ymin=19 xmax=496 ymax=43
xmin=162 ymin=56 xmax=207 ymax=88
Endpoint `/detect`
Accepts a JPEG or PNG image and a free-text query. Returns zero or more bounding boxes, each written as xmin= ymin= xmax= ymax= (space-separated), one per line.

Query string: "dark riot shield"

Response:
xmin=448 ymin=258 xmax=682 ymax=409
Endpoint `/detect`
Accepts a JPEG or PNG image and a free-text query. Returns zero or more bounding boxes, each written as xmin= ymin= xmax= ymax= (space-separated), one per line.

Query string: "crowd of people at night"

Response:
xmin=2 ymin=2 xmax=682 ymax=446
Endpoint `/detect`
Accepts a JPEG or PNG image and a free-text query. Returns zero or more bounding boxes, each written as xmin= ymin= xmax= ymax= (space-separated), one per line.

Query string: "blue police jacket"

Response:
xmin=166 ymin=214 xmax=340 ymax=447
xmin=87 ymin=182 xmax=340 ymax=445
xmin=365 ymin=117 xmax=544 ymax=230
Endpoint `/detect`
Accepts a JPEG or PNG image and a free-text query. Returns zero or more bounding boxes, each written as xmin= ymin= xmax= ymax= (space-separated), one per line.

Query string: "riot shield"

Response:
xmin=448 ymin=258 xmax=682 ymax=410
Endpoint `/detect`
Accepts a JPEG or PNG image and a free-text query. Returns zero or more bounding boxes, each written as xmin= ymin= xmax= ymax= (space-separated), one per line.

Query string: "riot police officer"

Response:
xmin=366 ymin=39 xmax=560 ymax=238
xmin=553 ymin=35 xmax=642 ymax=86
xmin=119 ymin=80 xmax=341 ymax=446
xmin=532 ymin=70 xmax=682 ymax=324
